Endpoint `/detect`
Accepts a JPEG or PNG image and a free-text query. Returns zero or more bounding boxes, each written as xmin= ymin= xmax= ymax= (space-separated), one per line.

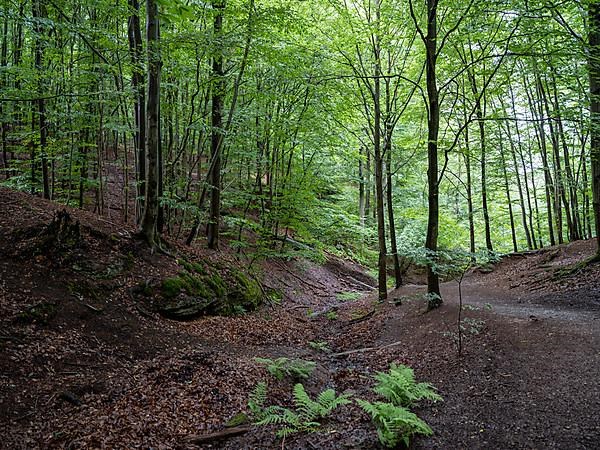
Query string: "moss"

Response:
xmin=181 ymin=273 xmax=213 ymax=298
xmin=159 ymin=267 xmax=263 ymax=318
xmin=204 ymin=272 xmax=227 ymax=298
xmin=161 ymin=277 xmax=188 ymax=298
xmin=226 ymin=412 xmax=248 ymax=427
xmin=178 ymin=259 xmax=207 ymax=275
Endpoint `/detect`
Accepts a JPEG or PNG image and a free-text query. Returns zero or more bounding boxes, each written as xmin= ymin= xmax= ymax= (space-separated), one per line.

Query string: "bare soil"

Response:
xmin=1 ymin=187 xmax=599 ymax=449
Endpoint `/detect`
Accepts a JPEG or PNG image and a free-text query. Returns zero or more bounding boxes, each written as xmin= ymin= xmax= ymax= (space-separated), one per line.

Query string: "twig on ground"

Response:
xmin=331 ymin=339 xmax=405 ymax=357
xmin=183 ymin=425 xmax=252 ymax=445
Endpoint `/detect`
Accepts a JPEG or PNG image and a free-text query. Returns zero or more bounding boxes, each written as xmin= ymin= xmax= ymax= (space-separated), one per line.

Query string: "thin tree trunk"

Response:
xmin=207 ymin=0 xmax=225 ymax=250
xmin=373 ymin=0 xmax=387 ymax=301
xmin=385 ymin=124 xmax=402 ymax=288
xmin=139 ymin=0 xmax=161 ymax=247
xmin=33 ymin=0 xmax=50 ymax=199
xmin=127 ymin=0 xmax=146 ymax=223
xmin=499 ymin=139 xmax=518 ymax=252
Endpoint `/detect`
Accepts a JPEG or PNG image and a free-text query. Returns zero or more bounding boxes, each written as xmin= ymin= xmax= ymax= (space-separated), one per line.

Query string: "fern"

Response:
xmin=356 ymin=399 xmax=433 ymax=448
xmin=248 ymin=382 xmax=268 ymax=419
xmin=254 ymin=357 xmax=315 ymax=381
xmin=372 ymin=363 xmax=442 ymax=407
xmin=249 ymin=382 xmax=351 ymax=438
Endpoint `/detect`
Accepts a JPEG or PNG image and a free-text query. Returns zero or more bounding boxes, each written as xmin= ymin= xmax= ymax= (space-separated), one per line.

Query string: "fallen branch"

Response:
xmin=331 ymin=339 xmax=404 ymax=358
xmin=183 ymin=425 xmax=252 ymax=445
xmin=346 ymin=276 xmax=376 ymax=291
xmin=345 ymin=309 xmax=375 ymax=325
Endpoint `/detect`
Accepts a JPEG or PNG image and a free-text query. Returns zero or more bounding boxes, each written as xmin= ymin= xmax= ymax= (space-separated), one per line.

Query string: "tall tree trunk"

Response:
xmin=540 ymin=77 xmax=572 ymax=242
xmin=359 ymin=146 xmax=366 ymax=225
xmin=127 ymin=0 xmax=146 ymax=223
xmin=589 ymin=1 xmax=600 ymax=258
xmin=139 ymin=0 xmax=161 ymax=247
xmin=423 ymin=0 xmax=441 ymax=308
xmin=499 ymin=140 xmax=518 ymax=252
xmin=468 ymin=71 xmax=493 ymax=252
xmin=551 ymin=71 xmax=581 ymax=240
xmin=373 ymin=0 xmax=387 ymax=301
xmin=526 ymin=71 xmax=556 ymax=246
xmin=32 ymin=0 xmax=50 ymax=199
xmin=365 ymin=149 xmax=371 ymax=220
xmin=1 ymin=16 xmax=8 ymax=178
xmin=207 ymin=0 xmax=225 ymax=250
xmin=385 ymin=124 xmax=402 ymax=288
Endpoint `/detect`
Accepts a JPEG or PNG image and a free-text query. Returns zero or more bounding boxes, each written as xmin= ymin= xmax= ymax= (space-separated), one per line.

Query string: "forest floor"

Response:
xmin=1 ymin=186 xmax=599 ymax=449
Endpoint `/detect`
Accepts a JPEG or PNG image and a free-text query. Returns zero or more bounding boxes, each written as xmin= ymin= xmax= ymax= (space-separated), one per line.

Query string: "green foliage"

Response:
xmin=308 ymin=341 xmax=330 ymax=353
xmin=371 ymin=364 xmax=442 ymax=408
xmin=356 ymin=400 xmax=433 ymax=448
xmin=325 ymin=310 xmax=338 ymax=321
xmin=249 ymin=382 xmax=352 ymax=438
xmin=254 ymin=357 xmax=316 ymax=381
xmin=357 ymin=363 xmax=441 ymax=448
xmin=336 ymin=291 xmax=362 ymax=302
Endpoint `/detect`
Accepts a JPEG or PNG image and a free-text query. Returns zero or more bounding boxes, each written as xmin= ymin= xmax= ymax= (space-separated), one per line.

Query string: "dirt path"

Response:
xmin=379 ymin=265 xmax=600 ymax=449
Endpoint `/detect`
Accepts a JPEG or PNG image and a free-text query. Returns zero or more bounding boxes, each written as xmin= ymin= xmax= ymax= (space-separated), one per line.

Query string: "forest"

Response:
xmin=1 ymin=0 xmax=600 ymax=448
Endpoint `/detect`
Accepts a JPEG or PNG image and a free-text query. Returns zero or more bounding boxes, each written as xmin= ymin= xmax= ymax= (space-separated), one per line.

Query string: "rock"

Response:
xmin=157 ymin=293 xmax=215 ymax=320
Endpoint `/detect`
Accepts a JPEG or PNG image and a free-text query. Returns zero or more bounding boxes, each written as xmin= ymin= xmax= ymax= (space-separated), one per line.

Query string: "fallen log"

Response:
xmin=183 ymin=425 xmax=252 ymax=445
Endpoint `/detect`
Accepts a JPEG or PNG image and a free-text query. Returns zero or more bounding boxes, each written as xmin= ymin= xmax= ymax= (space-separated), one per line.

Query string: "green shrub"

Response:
xmin=254 ymin=357 xmax=316 ymax=381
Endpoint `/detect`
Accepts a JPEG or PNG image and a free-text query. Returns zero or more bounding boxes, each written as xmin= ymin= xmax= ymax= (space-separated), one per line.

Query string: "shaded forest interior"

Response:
xmin=1 ymin=0 xmax=600 ymax=447
xmin=1 ymin=0 xmax=599 ymax=296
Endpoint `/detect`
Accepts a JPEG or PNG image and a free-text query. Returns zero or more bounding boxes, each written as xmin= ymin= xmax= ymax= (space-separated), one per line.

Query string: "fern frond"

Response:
xmin=316 ymin=389 xmax=352 ymax=415
xmin=248 ymin=382 xmax=268 ymax=419
xmin=292 ymin=383 xmax=321 ymax=421
xmin=373 ymin=363 xmax=442 ymax=407
xmin=357 ymin=399 xmax=433 ymax=448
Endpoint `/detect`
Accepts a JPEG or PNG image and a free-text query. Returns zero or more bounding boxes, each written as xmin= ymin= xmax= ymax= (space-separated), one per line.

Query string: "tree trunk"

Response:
xmin=32 ymin=0 xmax=50 ymax=199
xmin=373 ymin=0 xmax=387 ymax=301
xmin=589 ymin=1 xmax=600 ymax=257
xmin=424 ymin=0 xmax=441 ymax=308
xmin=139 ymin=0 xmax=161 ymax=248
xmin=499 ymin=140 xmax=518 ymax=252
xmin=526 ymin=71 xmax=556 ymax=246
xmin=207 ymin=0 xmax=225 ymax=250
xmin=127 ymin=0 xmax=146 ymax=223
xmin=467 ymin=70 xmax=493 ymax=253
xmin=385 ymin=125 xmax=402 ymax=288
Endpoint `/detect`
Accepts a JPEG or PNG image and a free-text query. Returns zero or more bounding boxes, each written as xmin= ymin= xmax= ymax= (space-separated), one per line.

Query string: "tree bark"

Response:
xmin=589 ymin=1 xmax=600 ymax=257
xmin=373 ymin=0 xmax=387 ymax=301
xmin=424 ymin=0 xmax=441 ymax=308
xmin=207 ymin=0 xmax=225 ymax=250
xmin=32 ymin=0 xmax=50 ymax=199
xmin=127 ymin=0 xmax=146 ymax=223
xmin=385 ymin=124 xmax=402 ymax=288
xmin=139 ymin=0 xmax=161 ymax=248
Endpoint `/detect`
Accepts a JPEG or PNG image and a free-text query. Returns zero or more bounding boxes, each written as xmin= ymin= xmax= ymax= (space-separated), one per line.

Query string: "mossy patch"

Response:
xmin=156 ymin=262 xmax=263 ymax=319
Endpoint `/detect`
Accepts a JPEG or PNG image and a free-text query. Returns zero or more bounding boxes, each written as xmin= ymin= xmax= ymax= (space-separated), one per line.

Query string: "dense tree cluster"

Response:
xmin=1 ymin=0 xmax=598 ymax=303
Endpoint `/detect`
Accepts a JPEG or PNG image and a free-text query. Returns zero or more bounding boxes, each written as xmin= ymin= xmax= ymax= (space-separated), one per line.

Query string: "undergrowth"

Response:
xmin=248 ymin=382 xmax=352 ymax=437
xmin=254 ymin=357 xmax=315 ymax=381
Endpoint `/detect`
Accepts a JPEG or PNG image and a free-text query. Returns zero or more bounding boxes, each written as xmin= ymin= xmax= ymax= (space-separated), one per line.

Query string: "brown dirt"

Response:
xmin=1 ymin=187 xmax=599 ymax=449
